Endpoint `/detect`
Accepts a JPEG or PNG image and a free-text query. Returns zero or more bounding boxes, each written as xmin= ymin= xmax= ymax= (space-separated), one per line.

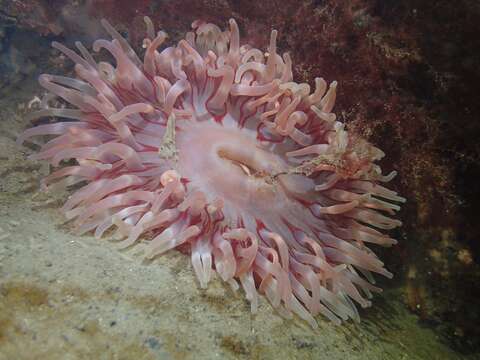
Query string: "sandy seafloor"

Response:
xmin=0 ymin=78 xmax=471 ymax=360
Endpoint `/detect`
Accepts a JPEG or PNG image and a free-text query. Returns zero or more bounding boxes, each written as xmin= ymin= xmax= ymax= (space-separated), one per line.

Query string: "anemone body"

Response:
xmin=19 ymin=18 xmax=405 ymax=327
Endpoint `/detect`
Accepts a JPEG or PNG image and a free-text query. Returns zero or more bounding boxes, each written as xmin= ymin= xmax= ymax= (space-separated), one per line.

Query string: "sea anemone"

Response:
xmin=18 ymin=18 xmax=405 ymax=327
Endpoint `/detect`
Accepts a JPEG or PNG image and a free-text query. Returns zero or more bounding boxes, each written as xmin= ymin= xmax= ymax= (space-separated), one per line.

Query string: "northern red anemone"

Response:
xmin=18 ymin=17 xmax=405 ymax=327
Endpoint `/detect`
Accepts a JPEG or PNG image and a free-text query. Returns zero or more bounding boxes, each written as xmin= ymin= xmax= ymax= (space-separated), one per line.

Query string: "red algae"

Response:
xmin=18 ymin=17 xmax=404 ymax=327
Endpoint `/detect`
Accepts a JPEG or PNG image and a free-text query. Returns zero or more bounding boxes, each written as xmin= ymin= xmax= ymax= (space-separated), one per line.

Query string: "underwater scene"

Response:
xmin=0 ymin=1 xmax=479 ymax=359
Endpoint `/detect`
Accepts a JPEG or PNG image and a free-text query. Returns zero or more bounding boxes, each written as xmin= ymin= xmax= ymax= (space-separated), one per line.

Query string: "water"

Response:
xmin=1 ymin=1 xmax=479 ymax=359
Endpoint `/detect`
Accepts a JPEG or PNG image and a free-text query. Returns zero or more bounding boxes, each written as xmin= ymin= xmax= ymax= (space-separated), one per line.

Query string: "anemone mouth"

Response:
xmin=176 ymin=121 xmax=288 ymax=207
xmin=18 ymin=17 xmax=405 ymax=328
